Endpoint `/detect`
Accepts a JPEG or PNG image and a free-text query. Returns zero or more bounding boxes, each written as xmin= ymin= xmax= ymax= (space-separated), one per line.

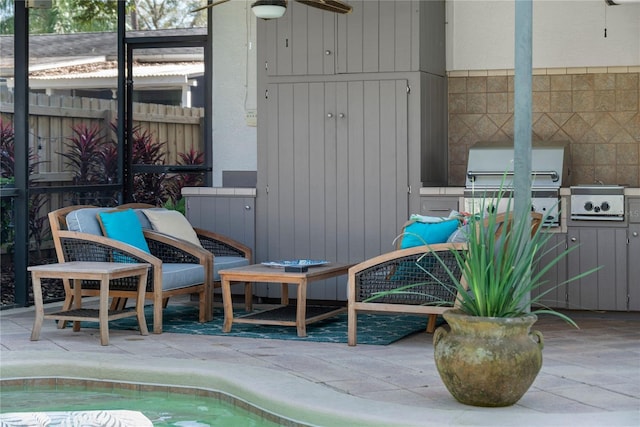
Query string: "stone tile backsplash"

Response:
xmin=447 ymin=70 xmax=640 ymax=188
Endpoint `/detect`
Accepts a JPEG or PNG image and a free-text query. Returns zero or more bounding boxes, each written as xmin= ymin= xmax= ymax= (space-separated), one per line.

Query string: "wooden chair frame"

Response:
xmin=347 ymin=242 xmax=467 ymax=346
xmin=48 ymin=205 xmax=213 ymax=334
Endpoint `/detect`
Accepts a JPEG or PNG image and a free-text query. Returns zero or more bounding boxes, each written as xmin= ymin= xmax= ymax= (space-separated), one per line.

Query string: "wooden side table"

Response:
xmin=28 ymin=262 xmax=150 ymax=346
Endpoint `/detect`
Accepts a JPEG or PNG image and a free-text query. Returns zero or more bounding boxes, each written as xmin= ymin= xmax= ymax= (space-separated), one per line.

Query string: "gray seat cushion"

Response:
xmin=133 ymin=208 xmax=166 ymax=230
xmin=162 ymin=263 xmax=206 ymax=290
xmin=213 ymin=256 xmax=251 ymax=281
xmin=66 ymin=207 xmax=111 ymax=235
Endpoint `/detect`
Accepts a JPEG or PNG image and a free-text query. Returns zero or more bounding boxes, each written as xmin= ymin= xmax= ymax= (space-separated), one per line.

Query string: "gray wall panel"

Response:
xmin=321 ymin=83 xmax=339 ymax=298
xmin=276 ymin=12 xmax=292 ymax=75
xmin=345 ymin=1 xmax=364 ymax=73
xmin=394 ymin=0 xmax=413 ymax=72
xmin=347 ymin=81 xmax=366 ymax=263
xmin=419 ymin=0 xmax=446 ymax=75
xmin=291 ymin=3 xmax=308 ymax=75
xmin=362 ymin=1 xmax=380 ymax=73
xmin=378 ymin=0 xmax=396 ymax=72
xmin=293 ymin=83 xmax=311 ymax=258
xmin=363 ymin=81 xmax=383 ymax=258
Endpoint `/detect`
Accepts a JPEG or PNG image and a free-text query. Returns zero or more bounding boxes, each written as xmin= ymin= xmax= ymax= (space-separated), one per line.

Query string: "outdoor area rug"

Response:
xmin=96 ymin=305 xmax=441 ymax=345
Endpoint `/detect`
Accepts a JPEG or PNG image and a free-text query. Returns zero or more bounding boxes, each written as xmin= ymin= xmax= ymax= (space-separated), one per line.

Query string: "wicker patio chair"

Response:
xmin=347 ymin=242 xmax=467 ymax=346
xmin=48 ymin=205 xmax=213 ymax=334
xmin=117 ymin=203 xmax=253 ymax=308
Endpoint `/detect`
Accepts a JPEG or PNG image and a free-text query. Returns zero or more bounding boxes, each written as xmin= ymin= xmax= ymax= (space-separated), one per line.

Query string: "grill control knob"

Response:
xmin=601 ymin=201 xmax=610 ymax=212
xmin=584 ymin=201 xmax=593 ymax=211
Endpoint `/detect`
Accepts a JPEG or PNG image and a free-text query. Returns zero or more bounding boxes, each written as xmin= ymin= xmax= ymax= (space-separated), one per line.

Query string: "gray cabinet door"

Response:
xmin=336 ymin=0 xmax=417 ymax=73
xmin=260 ymin=80 xmax=409 ymax=300
xmin=629 ymin=224 xmax=640 ymax=311
xmin=532 ymin=233 xmax=568 ymax=309
xmin=185 ymin=196 xmax=255 ymax=252
xmin=264 ymin=1 xmax=336 ymax=76
xmin=567 ymin=227 xmax=628 ymax=311
xmin=263 ymin=0 xmax=436 ymax=76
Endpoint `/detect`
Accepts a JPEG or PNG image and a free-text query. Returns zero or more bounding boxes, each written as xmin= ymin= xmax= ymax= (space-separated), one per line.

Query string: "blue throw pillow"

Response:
xmin=97 ymin=209 xmax=151 ymax=254
xmin=400 ymin=219 xmax=460 ymax=249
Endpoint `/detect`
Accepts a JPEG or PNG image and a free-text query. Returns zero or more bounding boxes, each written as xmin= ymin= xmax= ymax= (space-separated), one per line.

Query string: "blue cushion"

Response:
xmin=400 ymin=219 xmax=460 ymax=249
xmin=97 ymin=209 xmax=151 ymax=254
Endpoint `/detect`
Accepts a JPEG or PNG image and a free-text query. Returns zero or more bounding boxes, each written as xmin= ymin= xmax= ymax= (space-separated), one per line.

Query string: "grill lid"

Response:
xmin=465 ymin=140 xmax=570 ymax=189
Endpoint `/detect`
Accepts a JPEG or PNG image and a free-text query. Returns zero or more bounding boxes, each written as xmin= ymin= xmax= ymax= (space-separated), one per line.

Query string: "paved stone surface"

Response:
xmin=1 ymin=296 xmax=638 ymax=426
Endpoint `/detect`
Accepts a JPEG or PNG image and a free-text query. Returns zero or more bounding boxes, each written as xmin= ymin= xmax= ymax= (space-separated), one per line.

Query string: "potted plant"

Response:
xmin=371 ymin=191 xmax=599 ymax=407
xmin=431 ymin=193 xmax=601 ymax=407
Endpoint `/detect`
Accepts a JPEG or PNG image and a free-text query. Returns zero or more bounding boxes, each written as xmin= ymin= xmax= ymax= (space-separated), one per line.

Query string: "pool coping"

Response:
xmin=1 ymin=351 xmax=636 ymax=427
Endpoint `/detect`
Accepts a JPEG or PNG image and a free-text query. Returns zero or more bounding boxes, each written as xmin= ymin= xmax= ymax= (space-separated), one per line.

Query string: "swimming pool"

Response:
xmin=0 ymin=350 xmax=432 ymax=427
xmin=0 ymin=378 xmax=294 ymax=427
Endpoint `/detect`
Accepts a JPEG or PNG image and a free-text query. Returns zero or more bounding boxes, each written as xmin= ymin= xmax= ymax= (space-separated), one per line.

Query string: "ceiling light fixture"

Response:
xmin=251 ymin=0 xmax=287 ymax=19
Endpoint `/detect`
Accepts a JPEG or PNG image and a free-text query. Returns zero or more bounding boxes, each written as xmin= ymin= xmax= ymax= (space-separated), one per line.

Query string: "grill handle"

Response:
xmin=467 ymin=170 xmax=559 ymax=182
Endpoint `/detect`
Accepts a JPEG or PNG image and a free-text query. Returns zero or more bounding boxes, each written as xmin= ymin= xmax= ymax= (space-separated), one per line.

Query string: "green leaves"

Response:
xmin=441 ymin=193 xmax=599 ymax=323
xmin=370 ymin=187 xmax=600 ymax=325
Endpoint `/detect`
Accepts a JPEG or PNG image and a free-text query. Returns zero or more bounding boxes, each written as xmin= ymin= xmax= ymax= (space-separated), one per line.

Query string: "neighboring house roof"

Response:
xmin=0 ymin=28 xmax=206 ymax=93
xmin=24 ymin=61 xmax=204 ymax=91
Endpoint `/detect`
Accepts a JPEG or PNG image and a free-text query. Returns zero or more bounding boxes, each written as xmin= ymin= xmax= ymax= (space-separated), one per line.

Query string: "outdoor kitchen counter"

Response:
xmin=420 ymin=187 xmax=639 ymax=196
xmin=420 ymin=188 xmax=640 ymax=311
xmin=420 ymin=187 xmax=640 ymax=233
xmin=419 ymin=187 xmax=572 ymax=232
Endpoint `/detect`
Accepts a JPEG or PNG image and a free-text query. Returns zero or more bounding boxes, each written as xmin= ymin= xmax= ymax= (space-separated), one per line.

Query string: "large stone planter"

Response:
xmin=433 ymin=309 xmax=544 ymax=407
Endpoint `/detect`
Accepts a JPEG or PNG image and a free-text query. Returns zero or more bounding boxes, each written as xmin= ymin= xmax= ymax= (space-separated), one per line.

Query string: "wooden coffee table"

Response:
xmin=219 ymin=263 xmax=352 ymax=337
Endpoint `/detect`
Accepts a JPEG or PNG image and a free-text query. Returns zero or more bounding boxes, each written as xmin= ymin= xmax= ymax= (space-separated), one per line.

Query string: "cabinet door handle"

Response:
xmin=327 ymin=113 xmax=333 ymax=118
xmin=338 ymin=113 xmax=345 ymax=119
xmin=245 ymin=205 xmax=251 ymax=210
xmin=570 ymin=237 xmax=577 ymax=242
xmin=325 ymin=50 xmax=332 ymax=55
xmin=633 ymin=232 xmax=639 ymax=237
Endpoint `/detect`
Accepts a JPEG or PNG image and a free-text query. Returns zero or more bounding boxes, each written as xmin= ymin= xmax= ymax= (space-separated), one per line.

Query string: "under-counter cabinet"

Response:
xmin=184 ymin=194 xmax=256 ymax=254
xmin=532 ymin=233 xmax=569 ymax=309
xmin=628 ymin=224 xmax=640 ymax=311
xmin=627 ymin=197 xmax=640 ymax=310
xmin=566 ymin=226 xmax=629 ymax=311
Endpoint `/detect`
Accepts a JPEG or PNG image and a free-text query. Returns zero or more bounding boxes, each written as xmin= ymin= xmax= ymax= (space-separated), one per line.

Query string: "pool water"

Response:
xmin=0 ymin=386 xmax=284 ymax=427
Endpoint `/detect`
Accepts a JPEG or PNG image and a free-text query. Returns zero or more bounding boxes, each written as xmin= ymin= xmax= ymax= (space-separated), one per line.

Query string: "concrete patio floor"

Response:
xmin=1 ymin=296 xmax=639 ymax=426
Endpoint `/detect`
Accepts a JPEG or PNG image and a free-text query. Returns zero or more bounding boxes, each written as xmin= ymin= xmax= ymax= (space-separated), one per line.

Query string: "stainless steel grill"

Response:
xmin=463 ymin=141 xmax=570 ymax=226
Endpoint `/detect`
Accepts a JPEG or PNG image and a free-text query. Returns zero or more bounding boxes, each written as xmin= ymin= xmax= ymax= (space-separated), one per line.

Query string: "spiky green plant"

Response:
xmin=369 ymin=189 xmax=600 ymax=325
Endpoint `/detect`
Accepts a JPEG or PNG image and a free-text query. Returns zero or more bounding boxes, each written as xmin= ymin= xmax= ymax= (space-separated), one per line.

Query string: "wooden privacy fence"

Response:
xmin=0 ymin=92 xmax=205 ymax=182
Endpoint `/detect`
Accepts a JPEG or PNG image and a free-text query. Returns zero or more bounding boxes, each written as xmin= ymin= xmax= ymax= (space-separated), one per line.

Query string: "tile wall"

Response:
xmin=447 ymin=68 xmax=640 ymax=188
